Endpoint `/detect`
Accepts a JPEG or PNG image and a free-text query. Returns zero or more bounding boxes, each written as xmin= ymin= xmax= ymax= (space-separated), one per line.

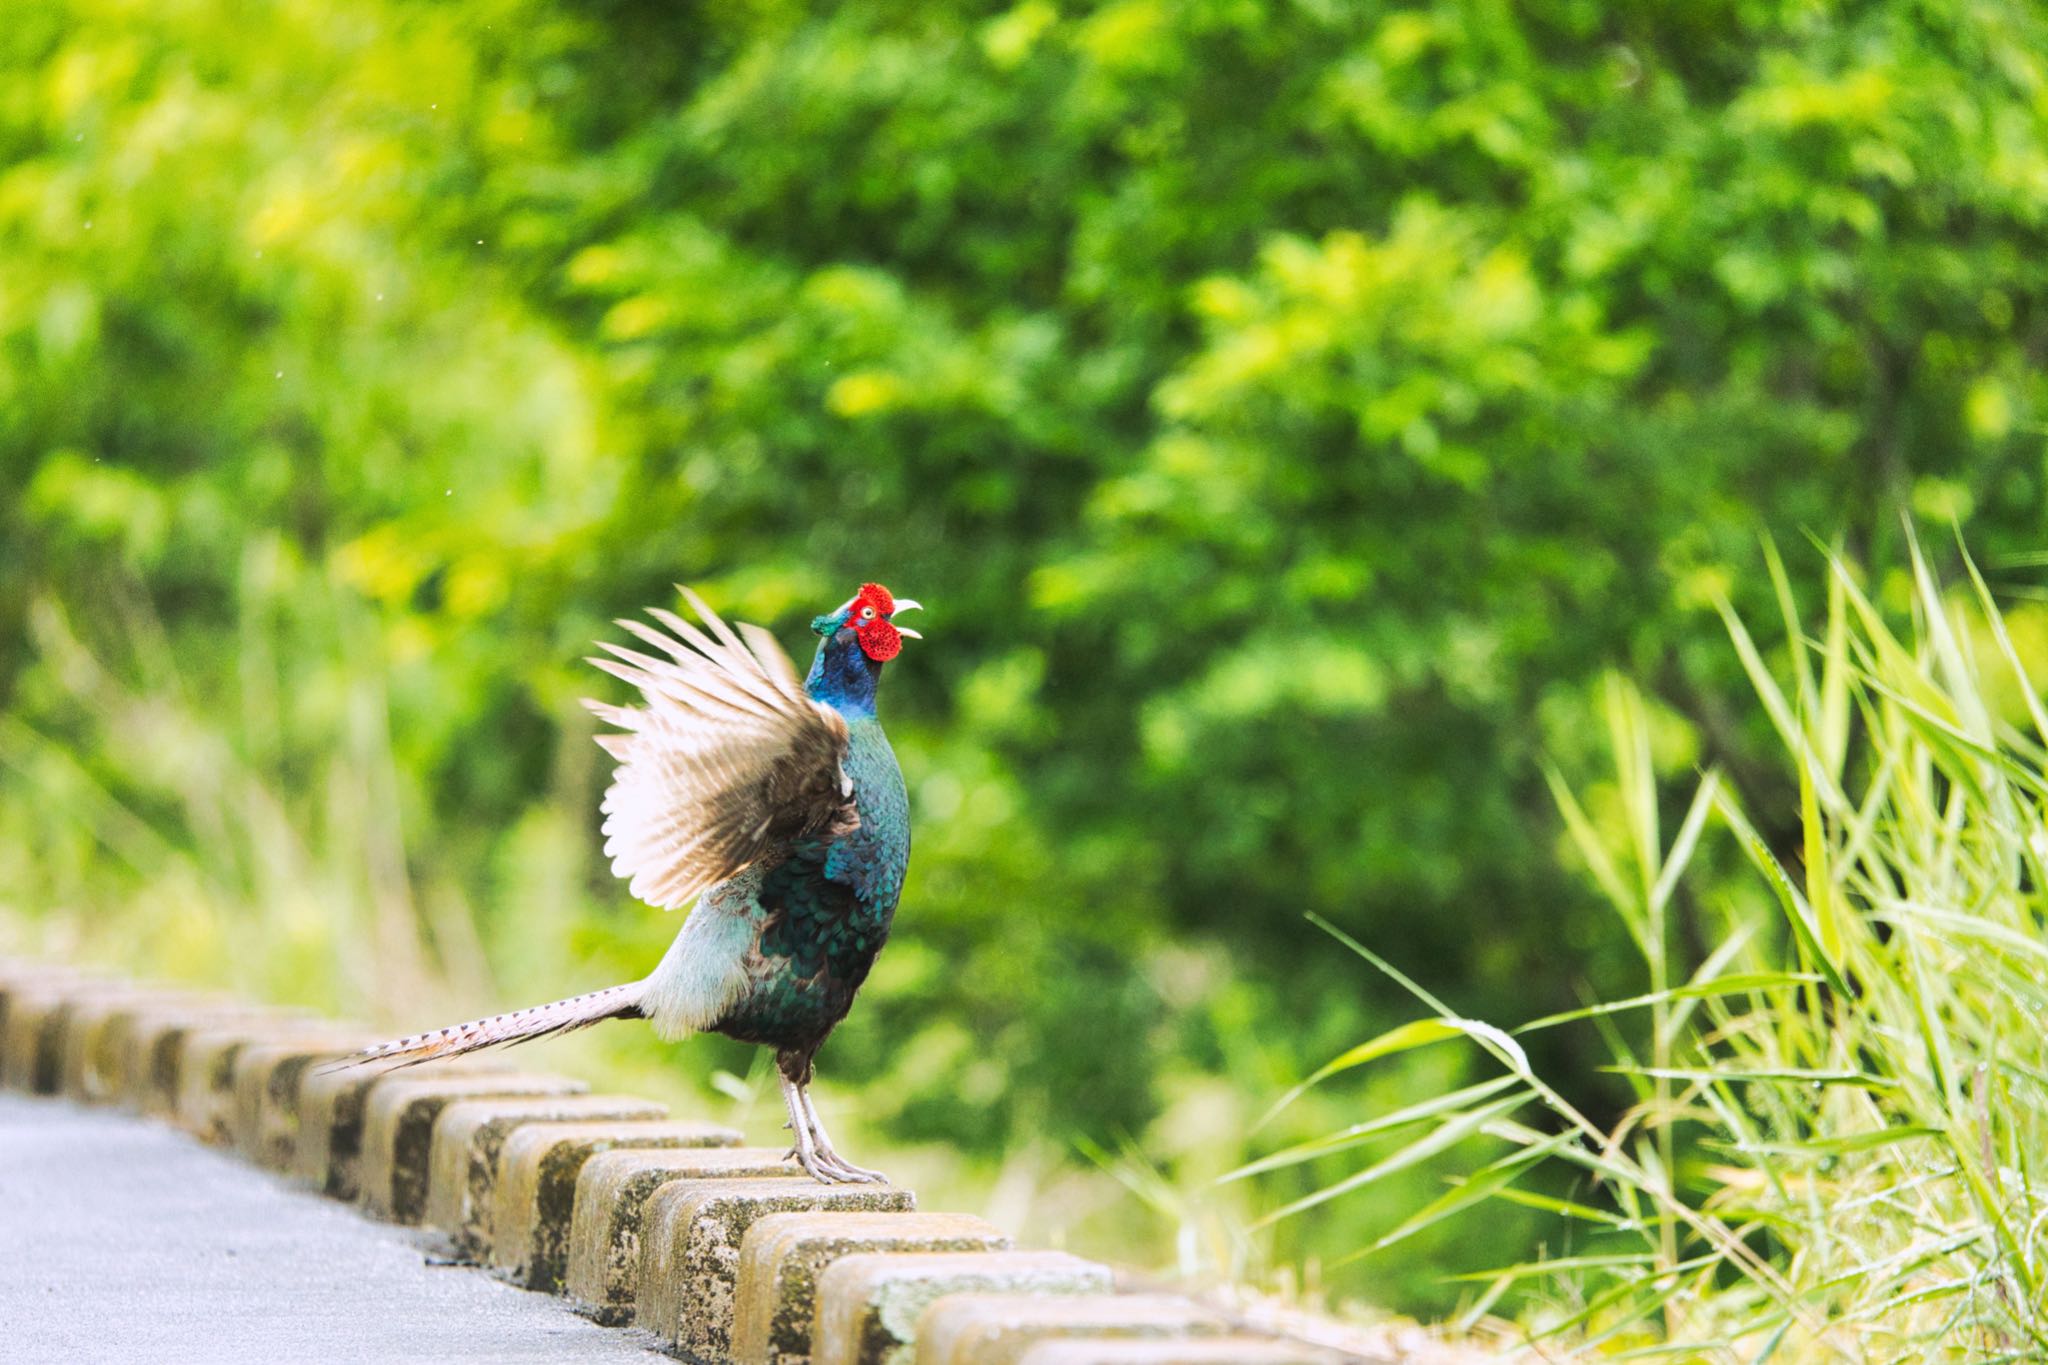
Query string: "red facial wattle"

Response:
xmin=858 ymin=619 xmax=902 ymax=662
xmin=850 ymin=582 xmax=901 ymax=661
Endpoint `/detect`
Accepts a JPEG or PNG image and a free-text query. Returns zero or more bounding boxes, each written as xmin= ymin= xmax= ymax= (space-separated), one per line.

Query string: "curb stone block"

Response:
xmin=565 ymin=1149 xmax=804 ymax=1324
xmin=1014 ymin=1340 xmax=1357 ymax=1365
xmin=489 ymin=1119 xmax=745 ymax=1292
xmin=358 ymin=1072 xmax=588 ymax=1223
xmin=292 ymin=1059 xmax=499 ymax=1199
xmin=2 ymin=983 xmax=86 ymax=1093
xmin=4 ymin=976 xmax=142 ymax=1093
xmin=231 ymin=1035 xmax=380 ymax=1168
xmin=0 ymin=963 xmax=57 ymax=1042
xmin=422 ymin=1093 xmax=672 ymax=1258
xmin=0 ymin=963 xmax=47 ymax=1040
xmin=637 ymin=1178 xmax=916 ymax=1358
xmin=2 ymin=976 xmax=130 ymax=1093
xmin=171 ymin=1021 xmax=248 ymax=1141
xmin=60 ymin=987 xmax=197 ymax=1102
xmin=913 ymin=1294 xmax=1233 ymax=1365
xmin=732 ymin=1212 xmax=1012 ymax=1365
xmin=174 ymin=1020 xmax=329 ymax=1144
xmin=813 ymin=1251 xmax=1116 ymax=1365
xmin=122 ymin=1005 xmax=286 ymax=1117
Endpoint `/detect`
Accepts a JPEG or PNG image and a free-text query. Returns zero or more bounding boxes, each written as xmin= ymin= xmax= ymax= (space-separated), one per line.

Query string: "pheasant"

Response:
xmin=336 ymin=582 xmax=921 ymax=1184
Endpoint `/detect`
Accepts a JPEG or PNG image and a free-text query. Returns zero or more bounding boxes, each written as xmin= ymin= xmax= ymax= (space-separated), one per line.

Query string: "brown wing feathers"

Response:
xmin=583 ymin=588 xmax=854 ymax=911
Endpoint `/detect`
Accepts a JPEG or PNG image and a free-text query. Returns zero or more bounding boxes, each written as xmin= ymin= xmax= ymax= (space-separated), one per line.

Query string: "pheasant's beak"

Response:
xmin=892 ymin=599 xmax=923 ymax=639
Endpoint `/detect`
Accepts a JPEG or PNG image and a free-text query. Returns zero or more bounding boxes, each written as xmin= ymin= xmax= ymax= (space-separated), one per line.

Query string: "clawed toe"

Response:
xmin=811 ymin=1145 xmax=887 ymax=1184
xmin=794 ymin=1148 xmax=865 ymax=1184
xmin=786 ymin=1139 xmax=885 ymax=1184
xmin=778 ymin=1070 xmax=888 ymax=1185
xmin=834 ymin=1164 xmax=887 ymax=1183
xmin=827 ymin=1155 xmax=886 ymax=1183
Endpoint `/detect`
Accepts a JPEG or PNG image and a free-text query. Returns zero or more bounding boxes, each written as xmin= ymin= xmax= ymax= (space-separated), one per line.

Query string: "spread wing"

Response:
xmin=582 ymin=587 xmax=854 ymax=910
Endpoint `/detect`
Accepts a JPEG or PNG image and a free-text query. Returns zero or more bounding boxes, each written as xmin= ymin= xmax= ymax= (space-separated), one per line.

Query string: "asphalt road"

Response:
xmin=0 ymin=1091 xmax=668 ymax=1364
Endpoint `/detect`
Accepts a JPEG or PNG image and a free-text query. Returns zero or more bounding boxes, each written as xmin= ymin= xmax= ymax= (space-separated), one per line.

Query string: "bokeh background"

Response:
xmin=6 ymin=0 xmax=2048 ymax=1328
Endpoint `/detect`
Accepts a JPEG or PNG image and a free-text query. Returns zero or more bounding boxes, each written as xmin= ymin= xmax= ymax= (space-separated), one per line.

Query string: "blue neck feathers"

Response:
xmin=806 ymin=629 xmax=884 ymax=718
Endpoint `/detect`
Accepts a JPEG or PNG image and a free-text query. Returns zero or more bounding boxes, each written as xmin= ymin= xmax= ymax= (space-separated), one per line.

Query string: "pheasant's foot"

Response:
xmin=799 ymin=1085 xmax=888 ymax=1184
xmin=779 ymin=1074 xmax=836 ymax=1183
xmin=778 ymin=1074 xmax=888 ymax=1184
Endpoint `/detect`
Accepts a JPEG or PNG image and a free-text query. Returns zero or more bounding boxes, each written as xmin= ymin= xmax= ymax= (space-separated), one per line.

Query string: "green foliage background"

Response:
xmin=5 ymin=0 xmax=2048 ymax=1320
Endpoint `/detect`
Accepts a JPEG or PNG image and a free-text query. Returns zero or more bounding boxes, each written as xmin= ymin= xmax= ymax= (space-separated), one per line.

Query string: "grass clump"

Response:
xmin=1253 ymin=537 xmax=2048 ymax=1360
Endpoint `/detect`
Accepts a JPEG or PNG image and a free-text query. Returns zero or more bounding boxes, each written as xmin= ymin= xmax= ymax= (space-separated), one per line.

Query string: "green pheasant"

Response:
xmin=339 ymin=583 xmax=921 ymax=1183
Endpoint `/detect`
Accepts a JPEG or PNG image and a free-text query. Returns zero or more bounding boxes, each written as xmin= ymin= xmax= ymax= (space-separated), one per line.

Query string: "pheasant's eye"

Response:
xmin=860 ymin=606 xmax=875 ymax=621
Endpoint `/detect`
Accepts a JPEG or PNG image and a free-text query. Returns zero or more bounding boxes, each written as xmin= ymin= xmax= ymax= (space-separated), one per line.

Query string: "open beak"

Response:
xmin=892 ymin=599 xmax=923 ymax=639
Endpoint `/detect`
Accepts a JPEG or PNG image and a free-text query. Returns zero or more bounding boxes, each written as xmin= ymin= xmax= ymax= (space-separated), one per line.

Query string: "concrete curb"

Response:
xmin=295 ymin=1056 xmax=479 ymax=1198
xmin=231 ymin=1033 xmax=382 ymax=1168
xmin=489 ymin=1118 xmax=744 ymax=1292
xmin=566 ymin=1147 xmax=807 ymax=1323
xmin=732 ymin=1211 xmax=1012 ymax=1364
xmin=0 ymin=961 xmax=1360 ymax=1364
xmin=358 ymin=1072 xmax=590 ymax=1224
xmin=177 ymin=1019 xmax=342 ymax=1144
xmin=1016 ymin=1341 xmax=1356 ymax=1365
xmin=59 ymin=986 xmax=199 ymax=1102
xmin=638 ymin=1177 xmax=918 ymax=1359
xmin=911 ymin=1293 xmax=1235 ymax=1365
xmin=425 ymin=1092 xmax=673 ymax=1258
xmin=813 ymin=1251 xmax=1118 ymax=1365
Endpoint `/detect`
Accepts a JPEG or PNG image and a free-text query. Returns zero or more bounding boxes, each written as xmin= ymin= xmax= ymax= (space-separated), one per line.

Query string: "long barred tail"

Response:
xmin=324 ymin=981 xmax=648 ymax=1073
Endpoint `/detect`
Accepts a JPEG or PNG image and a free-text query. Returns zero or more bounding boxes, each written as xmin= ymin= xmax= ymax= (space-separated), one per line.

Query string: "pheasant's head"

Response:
xmin=811 ymin=582 xmax=923 ymax=662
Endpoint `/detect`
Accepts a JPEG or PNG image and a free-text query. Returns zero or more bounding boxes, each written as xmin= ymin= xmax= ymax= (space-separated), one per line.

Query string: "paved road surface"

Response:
xmin=0 ymin=1092 xmax=667 ymax=1363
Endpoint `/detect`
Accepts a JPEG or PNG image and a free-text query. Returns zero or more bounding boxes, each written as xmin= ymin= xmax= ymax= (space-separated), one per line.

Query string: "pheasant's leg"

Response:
xmin=799 ymin=1085 xmax=887 ymax=1184
xmin=778 ymin=1072 xmax=839 ymax=1184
